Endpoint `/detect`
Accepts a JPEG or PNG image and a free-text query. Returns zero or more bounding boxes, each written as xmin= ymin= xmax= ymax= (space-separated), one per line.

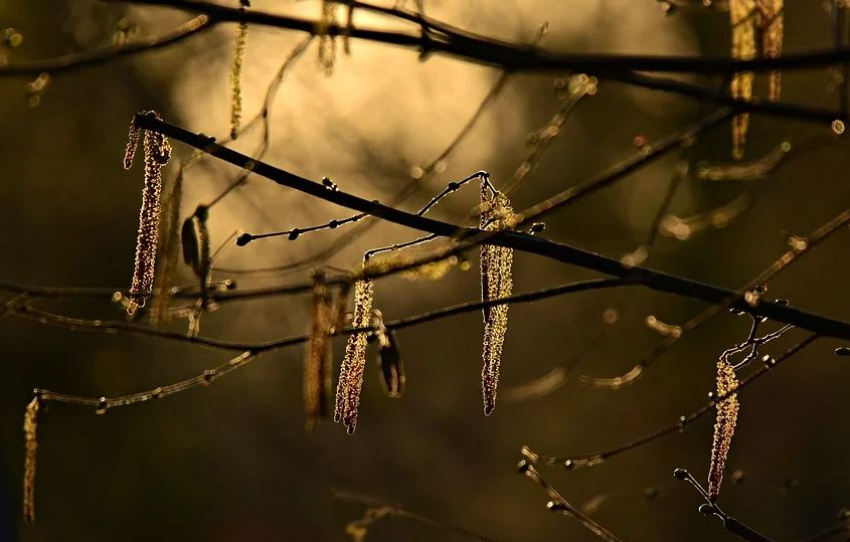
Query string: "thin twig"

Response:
xmin=522 ymin=334 xmax=818 ymax=467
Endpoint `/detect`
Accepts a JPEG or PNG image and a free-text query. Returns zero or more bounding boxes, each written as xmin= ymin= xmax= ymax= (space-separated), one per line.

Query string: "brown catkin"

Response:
xmin=334 ymin=278 xmax=373 ymax=434
xmin=318 ymin=0 xmax=338 ymax=74
xmin=150 ymin=167 xmax=184 ymax=324
xmin=305 ymin=272 xmax=334 ymax=431
xmin=480 ymin=182 xmax=514 ymax=416
xmin=127 ymin=114 xmax=172 ymax=315
xmin=22 ymin=396 xmax=39 ymax=523
xmin=230 ymin=21 xmax=247 ymax=140
xmin=730 ymin=0 xmax=756 ymax=159
xmin=708 ymin=360 xmax=740 ymax=501
xmin=124 ymin=123 xmax=141 ymax=170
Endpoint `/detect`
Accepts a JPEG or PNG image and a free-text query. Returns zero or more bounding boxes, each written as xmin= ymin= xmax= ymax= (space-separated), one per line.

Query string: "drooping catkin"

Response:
xmin=318 ymin=0 xmax=338 ymax=74
xmin=124 ymin=124 xmax=141 ymax=170
xmin=305 ymin=271 xmax=334 ymax=431
xmin=150 ymin=167 xmax=184 ymax=324
xmin=708 ymin=359 xmax=740 ymax=501
xmin=230 ymin=21 xmax=248 ymax=140
xmin=730 ymin=0 xmax=756 ymax=159
xmin=761 ymin=0 xmax=784 ymax=102
xmin=480 ymin=183 xmax=514 ymax=416
xmin=126 ymin=113 xmax=172 ymax=316
xmin=22 ymin=396 xmax=40 ymax=523
xmin=334 ymin=278 xmax=373 ymax=434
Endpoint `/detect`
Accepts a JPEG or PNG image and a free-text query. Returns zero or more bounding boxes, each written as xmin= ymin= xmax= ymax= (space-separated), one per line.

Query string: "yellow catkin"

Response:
xmin=22 ymin=396 xmax=39 ymax=523
xmin=318 ymin=0 xmax=338 ymax=74
xmin=708 ymin=360 xmax=740 ymax=501
xmin=230 ymin=21 xmax=247 ymax=140
xmin=731 ymin=0 xmax=756 ymax=159
xmin=480 ymin=183 xmax=514 ymax=416
xmin=334 ymin=279 xmax=373 ymax=434
xmin=127 ymin=114 xmax=172 ymax=315
xmin=305 ymin=272 xmax=334 ymax=431
xmin=150 ymin=168 xmax=184 ymax=324
xmin=760 ymin=0 xmax=784 ymax=102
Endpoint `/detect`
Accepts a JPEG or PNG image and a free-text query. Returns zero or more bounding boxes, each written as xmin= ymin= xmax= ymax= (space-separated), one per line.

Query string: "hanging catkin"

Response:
xmin=480 ymin=182 xmax=514 ymax=416
xmin=22 ymin=395 xmax=40 ymax=523
xmin=318 ymin=0 xmax=338 ymax=74
xmin=730 ymin=0 xmax=756 ymax=160
xmin=230 ymin=20 xmax=247 ymax=139
xmin=707 ymin=359 xmax=740 ymax=501
xmin=305 ymin=271 xmax=334 ymax=431
xmin=730 ymin=0 xmax=784 ymax=158
xmin=150 ymin=167 xmax=184 ymax=324
xmin=761 ymin=0 xmax=784 ymax=102
xmin=125 ymin=113 xmax=172 ymax=315
xmin=334 ymin=278 xmax=373 ymax=434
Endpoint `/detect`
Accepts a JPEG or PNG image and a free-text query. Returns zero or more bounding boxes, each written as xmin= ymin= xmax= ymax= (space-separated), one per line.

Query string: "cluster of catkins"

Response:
xmin=124 ymin=112 xmax=172 ymax=315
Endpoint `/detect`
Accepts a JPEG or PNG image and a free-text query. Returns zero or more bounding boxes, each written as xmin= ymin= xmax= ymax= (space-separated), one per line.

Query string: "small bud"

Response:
xmin=236 ymin=233 xmax=253 ymax=246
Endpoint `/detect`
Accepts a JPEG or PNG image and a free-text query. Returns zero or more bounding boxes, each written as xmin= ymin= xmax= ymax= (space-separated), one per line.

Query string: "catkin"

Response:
xmin=708 ymin=360 xmax=740 ymax=501
xmin=730 ymin=0 xmax=784 ymax=158
xmin=305 ymin=272 xmax=334 ymax=431
xmin=150 ymin=168 xmax=184 ymax=324
xmin=318 ymin=0 xmax=338 ymax=74
xmin=480 ymin=183 xmax=514 ymax=416
xmin=126 ymin=113 xmax=172 ymax=315
xmin=334 ymin=278 xmax=373 ymax=434
xmin=230 ymin=21 xmax=248 ymax=140
xmin=730 ymin=0 xmax=756 ymax=160
xmin=22 ymin=396 xmax=39 ymax=523
xmin=761 ymin=0 xmax=784 ymax=102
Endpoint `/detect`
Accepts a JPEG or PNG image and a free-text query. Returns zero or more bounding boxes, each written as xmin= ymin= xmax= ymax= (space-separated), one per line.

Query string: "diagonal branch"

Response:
xmin=135 ymin=112 xmax=850 ymax=341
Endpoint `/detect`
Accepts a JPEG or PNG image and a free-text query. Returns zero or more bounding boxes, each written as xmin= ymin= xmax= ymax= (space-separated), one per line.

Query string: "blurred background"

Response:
xmin=2 ymin=0 xmax=850 ymax=540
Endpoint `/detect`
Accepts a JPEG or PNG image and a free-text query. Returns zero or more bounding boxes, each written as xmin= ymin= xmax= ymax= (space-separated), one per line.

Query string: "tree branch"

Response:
xmin=135 ymin=112 xmax=850 ymax=342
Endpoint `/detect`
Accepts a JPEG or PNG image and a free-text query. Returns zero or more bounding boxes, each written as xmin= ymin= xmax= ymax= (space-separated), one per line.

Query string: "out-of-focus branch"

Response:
xmin=3 ymin=0 xmax=845 ymax=122
xmin=0 ymin=15 xmax=212 ymax=76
